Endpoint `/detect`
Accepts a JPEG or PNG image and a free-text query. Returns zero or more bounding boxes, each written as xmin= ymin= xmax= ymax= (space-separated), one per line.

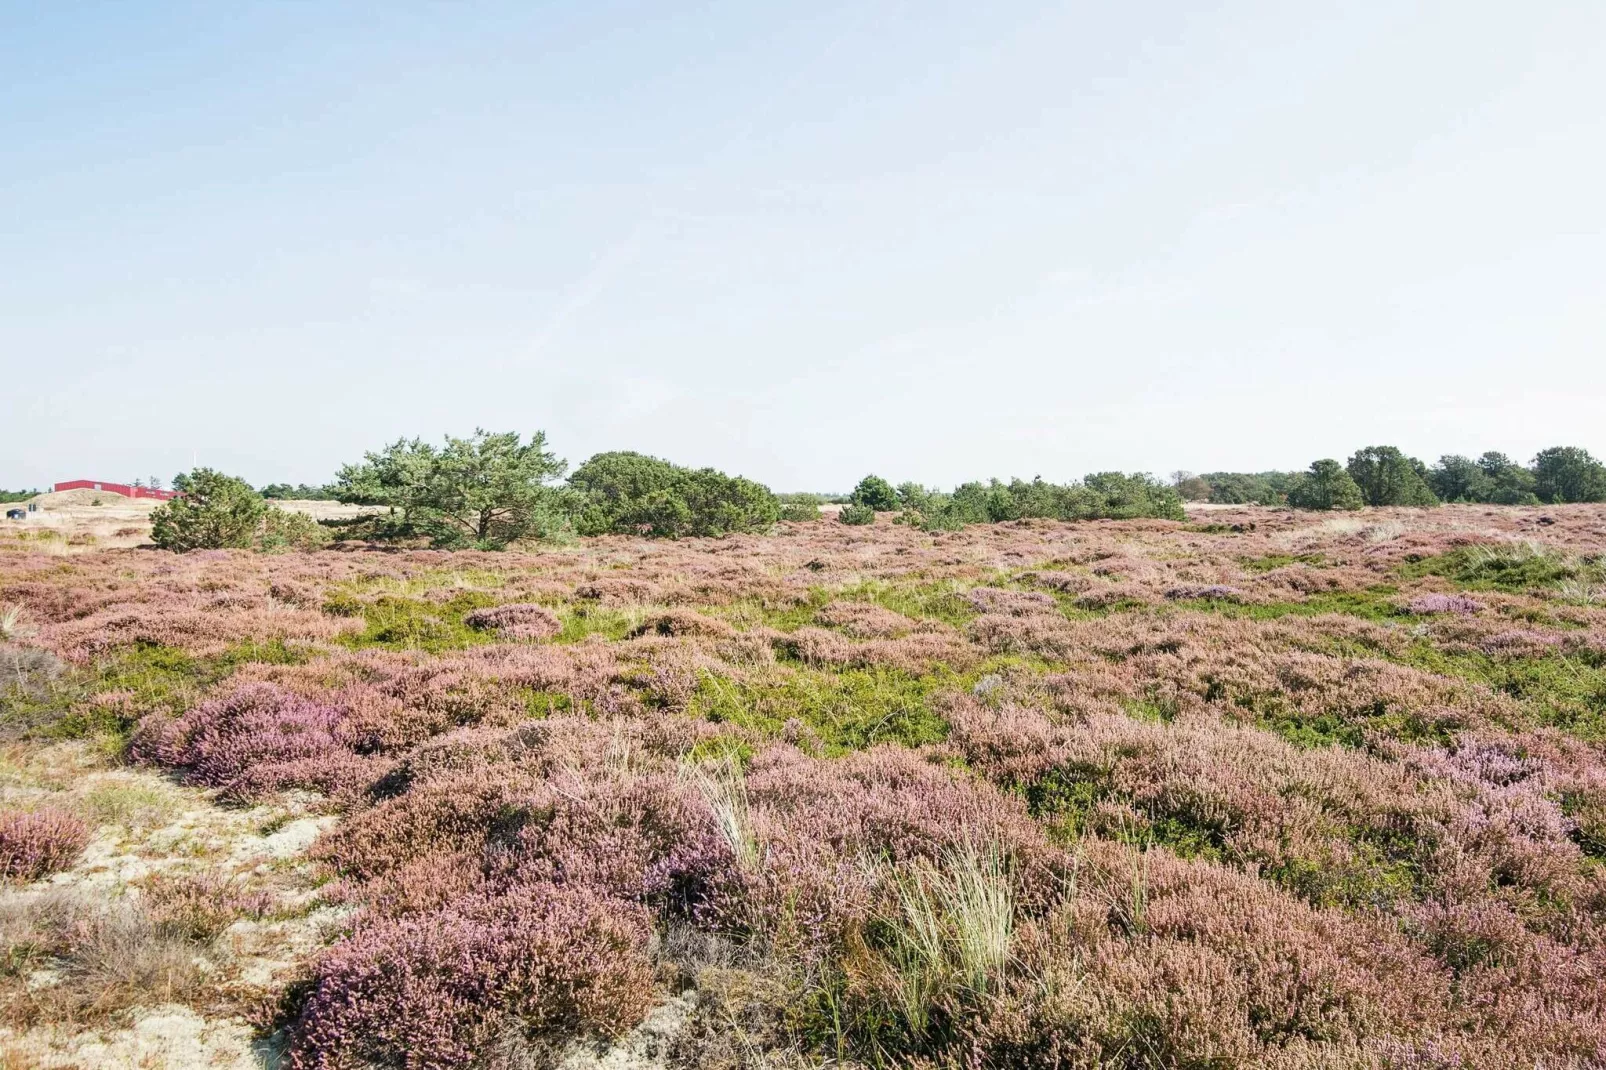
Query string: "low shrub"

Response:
xmin=777 ymin=494 xmax=821 ymax=522
xmin=130 ymin=683 xmax=377 ymax=800
xmin=0 ymin=889 xmax=205 ymax=1028
xmin=289 ymin=881 xmax=654 ymax=1070
xmin=140 ymin=871 xmax=274 ymax=941
xmin=0 ymin=808 xmax=90 ymax=882
xmin=839 ymin=503 xmax=876 ymax=526
xmin=259 ymin=508 xmax=331 ymax=552
xmin=463 ymin=603 xmax=562 ymax=641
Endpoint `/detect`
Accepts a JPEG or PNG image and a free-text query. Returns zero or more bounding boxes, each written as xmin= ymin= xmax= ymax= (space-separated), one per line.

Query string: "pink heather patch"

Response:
xmin=129 ymin=683 xmax=382 ymax=800
xmin=1408 ymin=593 xmax=1485 ymax=615
xmin=463 ymin=603 xmax=562 ymax=641
xmin=289 ymin=881 xmax=653 ymax=1070
xmin=0 ymin=808 xmax=90 ymax=882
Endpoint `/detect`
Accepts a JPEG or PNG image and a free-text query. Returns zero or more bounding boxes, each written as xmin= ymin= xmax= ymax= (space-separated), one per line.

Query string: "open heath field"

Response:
xmin=3 ymin=505 xmax=1606 ymax=1069
xmin=0 ymin=492 xmax=377 ymax=555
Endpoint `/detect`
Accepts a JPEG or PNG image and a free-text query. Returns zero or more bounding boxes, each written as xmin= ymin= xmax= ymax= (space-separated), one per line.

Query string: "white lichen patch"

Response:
xmin=1 ymin=1003 xmax=277 ymax=1069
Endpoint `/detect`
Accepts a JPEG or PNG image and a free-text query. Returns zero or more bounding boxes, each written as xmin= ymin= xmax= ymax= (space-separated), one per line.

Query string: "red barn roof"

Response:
xmin=53 ymin=480 xmax=179 ymax=501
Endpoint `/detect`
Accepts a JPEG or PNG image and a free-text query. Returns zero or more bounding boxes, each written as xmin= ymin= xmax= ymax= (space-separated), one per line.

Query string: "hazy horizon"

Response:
xmin=5 ymin=2 xmax=1604 ymax=490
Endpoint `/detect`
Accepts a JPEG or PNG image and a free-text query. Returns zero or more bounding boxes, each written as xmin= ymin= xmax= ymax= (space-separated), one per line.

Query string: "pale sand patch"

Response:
xmin=2 ymin=1004 xmax=275 ymax=1069
xmin=558 ymin=992 xmax=699 ymax=1070
xmin=1 ymin=745 xmax=340 ymax=1069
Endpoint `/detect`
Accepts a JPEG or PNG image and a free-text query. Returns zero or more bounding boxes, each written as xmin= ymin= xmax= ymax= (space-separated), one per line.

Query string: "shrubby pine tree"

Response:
xmin=1287 ymin=459 xmax=1365 ymax=511
xmin=151 ymin=469 xmax=327 ymax=552
xmin=568 ymin=452 xmax=778 ymax=538
xmin=150 ymin=469 xmax=267 ymax=550
xmin=335 ymin=430 xmax=571 ymax=548
xmin=849 ymin=475 xmax=899 ymax=512
xmin=838 ymin=503 xmax=876 ymax=525
xmin=1200 ymin=471 xmax=1302 ymax=505
xmin=776 ymin=494 xmax=822 ymax=522
xmin=1346 ymin=446 xmax=1438 ymax=507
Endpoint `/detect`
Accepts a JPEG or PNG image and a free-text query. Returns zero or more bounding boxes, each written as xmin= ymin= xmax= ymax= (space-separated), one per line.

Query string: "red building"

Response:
xmin=53 ymin=480 xmax=179 ymax=501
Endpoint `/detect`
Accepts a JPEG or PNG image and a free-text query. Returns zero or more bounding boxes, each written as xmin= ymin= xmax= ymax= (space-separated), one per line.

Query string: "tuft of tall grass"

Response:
xmin=689 ymin=757 xmax=760 ymax=872
xmin=0 ymin=604 xmax=35 ymax=643
xmin=875 ymin=838 xmax=1016 ymax=1045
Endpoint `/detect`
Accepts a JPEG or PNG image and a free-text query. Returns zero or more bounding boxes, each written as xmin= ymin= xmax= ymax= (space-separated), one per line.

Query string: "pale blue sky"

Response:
xmin=3 ymin=1 xmax=1603 ymax=491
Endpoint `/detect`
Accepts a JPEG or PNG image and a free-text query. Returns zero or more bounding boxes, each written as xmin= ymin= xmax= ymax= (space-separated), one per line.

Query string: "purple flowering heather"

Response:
xmin=1406 ymin=593 xmax=1484 ymax=615
xmin=0 ymin=808 xmax=89 ymax=882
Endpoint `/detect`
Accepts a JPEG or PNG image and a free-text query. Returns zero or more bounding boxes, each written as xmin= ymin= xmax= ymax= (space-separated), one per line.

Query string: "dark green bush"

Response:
xmin=569 ymin=452 xmax=778 ymax=538
xmin=838 ymin=503 xmax=876 ymax=526
xmin=849 ymin=475 xmax=899 ymax=512
xmin=258 ymin=508 xmax=331 ymax=553
xmin=150 ymin=470 xmax=268 ymax=551
xmin=1201 ymin=471 xmax=1302 ymax=505
xmin=778 ymin=494 xmax=822 ymax=522
xmin=1286 ymin=460 xmax=1365 ymax=511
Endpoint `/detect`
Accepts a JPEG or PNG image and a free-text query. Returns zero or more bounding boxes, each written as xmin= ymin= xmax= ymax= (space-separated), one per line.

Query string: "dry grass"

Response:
xmin=0 ymin=889 xmax=205 ymax=1029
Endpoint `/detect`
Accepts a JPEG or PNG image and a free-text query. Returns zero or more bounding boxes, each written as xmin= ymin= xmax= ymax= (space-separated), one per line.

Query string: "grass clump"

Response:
xmin=1240 ymin=552 xmax=1326 ymax=572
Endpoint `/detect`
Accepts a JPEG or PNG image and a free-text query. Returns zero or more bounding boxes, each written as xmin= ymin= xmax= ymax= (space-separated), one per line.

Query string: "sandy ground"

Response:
xmin=0 ymin=492 xmax=375 ymax=551
xmin=0 ymin=742 xmax=343 ymax=1069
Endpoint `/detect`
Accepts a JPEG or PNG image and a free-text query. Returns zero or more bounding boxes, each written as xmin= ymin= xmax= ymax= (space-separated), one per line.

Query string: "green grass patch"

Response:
xmin=1025 ymin=760 xmax=1426 ymax=909
xmin=3 ymin=639 xmax=313 ymax=742
xmin=553 ymin=604 xmax=651 ymax=643
xmin=688 ymin=664 xmax=960 ymax=753
xmin=707 ymin=591 xmax=831 ymax=633
xmin=1024 ymin=764 xmax=1228 ymax=861
xmin=1400 ymin=544 xmax=1599 ymax=593
xmin=1394 ymin=643 xmax=1606 ymax=742
xmin=1245 ymin=698 xmax=1458 ymax=750
xmin=335 ymin=592 xmax=502 ymax=651
xmin=1169 ymin=587 xmax=1404 ymax=624
xmin=515 ymin=688 xmax=574 ymax=718
xmin=1264 ymin=845 xmax=1420 ymax=911
xmin=1239 ymin=553 xmax=1325 ymax=572
xmin=336 ymin=567 xmax=511 ymax=599
xmin=835 ymin=579 xmax=981 ymax=628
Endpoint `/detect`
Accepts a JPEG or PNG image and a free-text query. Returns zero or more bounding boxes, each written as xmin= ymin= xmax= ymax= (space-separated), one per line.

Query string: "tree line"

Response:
xmin=103 ymin=432 xmax=1606 ymax=552
xmin=1172 ymin=445 xmax=1606 ymax=510
xmin=143 ymin=430 xmax=1186 ymax=551
xmin=838 ymin=472 xmax=1184 ymax=529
